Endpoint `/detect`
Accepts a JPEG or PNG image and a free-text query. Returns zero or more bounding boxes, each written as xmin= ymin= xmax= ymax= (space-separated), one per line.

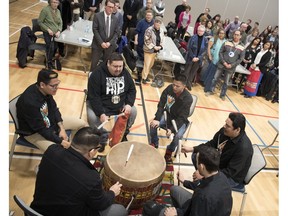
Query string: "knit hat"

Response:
xmin=154 ymin=16 xmax=163 ymax=23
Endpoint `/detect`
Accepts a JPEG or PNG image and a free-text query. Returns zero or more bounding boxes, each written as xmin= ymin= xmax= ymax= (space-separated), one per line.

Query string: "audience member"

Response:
xmin=204 ymin=19 xmax=213 ymax=40
xmin=30 ymin=127 xmax=127 ymax=216
xmin=242 ymin=41 xmax=272 ymax=98
xmin=203 ymin=28 xmax=226 ymax=94
xmin=38 ymin=0 xmax=63 ymax=70
xmin=87 ymin=52 xmax=137 ymax=142
xmin=195 ymin=7 xmax=212 ymax=23
xmin=239 ymin=22 xmax=248 ymax=44
xmin=160 ymin=145 xmax=232 ymax=216
xmin=245 ymin=28 xmax=259 ymax=47
xmin=71 ymin=0 xmax=84 ymax=22
xmin=137 ymin=0 xmax=155 ymax=21
xmin=182 ymin=112 xmax=253 ymax=189
xmin=245 ymin=18 xmax=252 ymax=34
xmin=142 ymin=16 xmax=164 ymax=84
xmin=90 ymin=0 xmax=120 ymax=72
xmin=176 ymin=5 xmax=191 ymax=40
xmin=183 ymin=25 xmax=208 ymax=90
xmin=134 ymin=9 xmax=154 ymax=62
xmin=193 ymin=14 xmax=208 ymax=35
xmin=222 ymin=18 xmax=230 ymax=29
xmin=224 ymin=15 xmax=240 ymax=38
xmin=112 ymin=0 xmax=124 ymax=35
xmin=209 ymin=29 xmax=245 ymax=101
xmin=174 ymin=0 xmax=187 ymax=25
xmin=122 ymin=0 xmax=142 ymax=36
xmin=241 ymin=37 xmax=261 ymax=70
xmin=83 ymin=0 xmax=102 ymax=21
xmin=150 ymin=75 xmax=193 ymax=162
xmin=16 ymin=69 xmax=87 ymax=152
xmin=250 ymin=21 xmax=260 ymax=34
xmin=259 ymin=25 xmax=273 ymax=43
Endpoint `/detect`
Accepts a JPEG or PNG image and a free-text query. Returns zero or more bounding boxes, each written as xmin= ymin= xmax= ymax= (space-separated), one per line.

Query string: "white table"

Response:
xmin=55 ymin=19 xmax=93 ymax=72
xmin=262 ymin=119 xmax=279 ymax=162
xmin=155 ymin=36 xmax=186 ymax=79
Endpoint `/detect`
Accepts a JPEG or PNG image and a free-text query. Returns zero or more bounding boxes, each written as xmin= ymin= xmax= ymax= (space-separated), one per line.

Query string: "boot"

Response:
xmin=164 ymin=149 xmax=173 ymax=163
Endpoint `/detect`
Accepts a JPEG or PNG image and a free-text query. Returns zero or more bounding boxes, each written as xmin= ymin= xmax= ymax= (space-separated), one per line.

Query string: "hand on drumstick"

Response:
xmin=164 ymin=207 xmax=177 ymax=216
xmin=121 ymin=104 xmax=132 ymax=115
xmin=100 ymin=113 xmax=109 ymax=123
xmin=176 ymin=171 xmax=185 ymax=184
xmin=109 ymin=181 xmax=122 ymax=196
xmin=150 ymin=120 xmax=160 ymax=128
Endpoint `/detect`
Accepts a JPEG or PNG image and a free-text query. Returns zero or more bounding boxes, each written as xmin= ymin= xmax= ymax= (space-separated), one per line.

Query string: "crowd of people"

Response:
xmin=14 ymin=0 xmax=279 ymax=215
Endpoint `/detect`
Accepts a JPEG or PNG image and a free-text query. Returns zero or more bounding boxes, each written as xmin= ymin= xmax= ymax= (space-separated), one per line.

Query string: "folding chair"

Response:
xmin=13 ymin=195 xmax=43 ymax=216
xmin=9 ymin=95 xmax=39 ymax=170
xmin=232 ymin=144 xmax=267 ymax=216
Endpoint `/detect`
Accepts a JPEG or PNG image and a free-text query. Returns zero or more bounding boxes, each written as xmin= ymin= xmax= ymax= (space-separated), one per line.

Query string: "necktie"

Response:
xmin=106 ymin=16 xmax=110 ymax=38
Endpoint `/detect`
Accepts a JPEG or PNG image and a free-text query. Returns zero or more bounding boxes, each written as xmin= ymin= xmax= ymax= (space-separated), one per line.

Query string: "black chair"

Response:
xmin=9 ymin=95 xmax=39 ymax=170
xmin=13 ymin=195 xmax=43 ymax=216
xmin=232 ymin=144 xmax=267 ymax=216
xmin=28 ymin=19 xmax=47 ymax=65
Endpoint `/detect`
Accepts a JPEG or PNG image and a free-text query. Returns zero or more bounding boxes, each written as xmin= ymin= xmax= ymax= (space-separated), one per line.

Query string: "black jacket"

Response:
xmin=16 ymin=84 xmax=63 ymax=143
xmin=16 ymin=26 xmax=37 ymax=68
xmin=154 ymin=84 xmax=193 ymax=133
xmin=194 ymin=128 xmax=253 ymax=184
xmin=30 ymin=144 xmax=115 ymax=216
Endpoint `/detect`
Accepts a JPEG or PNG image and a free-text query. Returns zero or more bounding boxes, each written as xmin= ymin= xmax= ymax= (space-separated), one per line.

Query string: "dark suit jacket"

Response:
xmin=91 ymin=11 xmax=120 ymax=48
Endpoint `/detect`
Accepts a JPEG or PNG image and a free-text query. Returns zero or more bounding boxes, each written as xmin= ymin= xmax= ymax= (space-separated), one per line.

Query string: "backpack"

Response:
xmin=151 ymin=75 xmax=164 ymax=88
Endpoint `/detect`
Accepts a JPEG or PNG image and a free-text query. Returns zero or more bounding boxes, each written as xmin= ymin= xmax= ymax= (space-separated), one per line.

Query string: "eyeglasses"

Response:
xmin=106 ymin=5 xmax=114 ymax=9
xmin=48 ymin=81 xmax=61 ymax=89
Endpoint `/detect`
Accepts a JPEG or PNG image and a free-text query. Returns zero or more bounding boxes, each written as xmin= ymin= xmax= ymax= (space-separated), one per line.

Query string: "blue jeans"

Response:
xmin=211 ymin=68 xmax=233 ymax=97
xmin=203 ymin=63 xmax=217 ymax=92
xmin=150 ymin=115 xmax=187 ymax=152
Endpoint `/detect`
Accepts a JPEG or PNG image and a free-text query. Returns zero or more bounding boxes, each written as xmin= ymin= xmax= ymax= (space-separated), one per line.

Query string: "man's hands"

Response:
xmin=110 ymin=181 xmax=122 ymax=196
xmin=164 ymin=207 xmax=177 ymax=216
xmin=150 ymin=120 xmax=160 ymax=128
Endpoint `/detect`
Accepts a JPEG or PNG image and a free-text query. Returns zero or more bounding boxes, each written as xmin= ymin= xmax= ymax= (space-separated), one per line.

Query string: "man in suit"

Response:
xmin=122 ymin=0 xmax=142 ymax=36
xmin=90 ymin=0 xmax=120 ymax=72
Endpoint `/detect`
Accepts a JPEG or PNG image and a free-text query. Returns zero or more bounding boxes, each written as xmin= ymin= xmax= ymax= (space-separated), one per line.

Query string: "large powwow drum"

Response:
xmin=102 ymin=141 xmax=166 ymax=209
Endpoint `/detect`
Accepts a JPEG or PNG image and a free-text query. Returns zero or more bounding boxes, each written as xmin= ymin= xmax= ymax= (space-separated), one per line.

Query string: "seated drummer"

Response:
xmin=150 ymin=74 xmax=193 ymax=162
xmin=30 ymin=127 xmax=128 ymax=216
xmin=160 ymin=145 xmax=232 ymax=216
xmin=86 ymin=52 xmax=137 ymax=145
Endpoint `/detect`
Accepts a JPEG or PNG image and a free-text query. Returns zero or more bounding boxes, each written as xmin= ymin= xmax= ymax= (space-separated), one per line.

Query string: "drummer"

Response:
xmin=150 ymin=74 xmax=193 ymax=162
xmin=87 ymin=52 xmax=137 ymax=145
xmin=30 ymin=126 xmax=128 ymax=216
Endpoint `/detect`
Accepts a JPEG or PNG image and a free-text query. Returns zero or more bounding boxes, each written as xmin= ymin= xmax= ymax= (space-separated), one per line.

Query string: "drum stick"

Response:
xmin=125 ymin=194 xmax=135 ymax=210
xmin=172 ymin=120 xmax=187 ymax=158
xmin=164 ymin=111 xmax=168 ymax=137
xmin=125 ymin=144 xmax=134 ymax=166
xmin=97 ymin=120 xmax=108 ymax=129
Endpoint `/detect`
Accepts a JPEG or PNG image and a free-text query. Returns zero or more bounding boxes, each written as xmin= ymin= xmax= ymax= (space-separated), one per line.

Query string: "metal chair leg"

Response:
xmin=239 ymin=191 xmax=247 ymax=216
xmin=9 ymin=134 xmax=18 ymax=170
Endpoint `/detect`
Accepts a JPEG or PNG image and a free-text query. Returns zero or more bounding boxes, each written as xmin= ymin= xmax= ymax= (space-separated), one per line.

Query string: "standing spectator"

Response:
xmin=182 ymin=112 xmax=253 ymax=190
xmin=16 ymin=69 xmax=87 ymax=152
xmin=134 ymin=9 xmax=154 ymax=62
xmin=224 ymin=15 xmax=240 ymax=39
xmin=87 ymin=53 xmax=137 ymax=142
xmin=183 ymin=25 xmax=208 ymax=90
xmin=239 ymin=22 xmax=248 ymax=44
xmin=150 ymin=75 xmax=193 ymax=163
xmin=245 ymin=28 xmax=259 ymax=47
xmin=210 ymin=30 xmax=245 ymax=101
xmin=174 ymin=0 xmax=187 ymax=25
xmin=195 ymin=7 xmax=212 ymax=23
xmin=204 ymin=19 xmax=213 ymax=40
xmin=259 ymin=25 xmax=273 ymax=43
xmin=241 ymin=37 xmax=261 ymax=70
xmin=142 ymin=16 xmax=164 ymax=84
xmin=222 ymin=18 xmax=230 ymax=29
xmin=83 ymin=0 xmax=102 ymax=21
xmin=71 ymin=0 xmax=84 ymax=22
xmin=90 ymin=0 xmax=120 ymax=72
xmin=122 ymin=0 xmax=142 ymax=36
xmin=176 ymin=5 xmax=191 ymax=40
xmin=211 ymin=14 xmax=221 ymax=35
xmin=160 ymin=145 xmax=232 ymax=216
xmin=250 ymin=21 xmax=260 ymax=34
xmin=38 ymin=0 xmax=63 ymax=70
xmin=30 ymin=127 xmax=127 ymax=216
xmin=137 ymin=0 xmax=155 ymax=21
xmin=112 ymin=0 xmax=123 ymax=34
xmin=266 ymin=29 xmax=279 ymax=47
xmin=193 ymin=14 xmax=208 ymax=35
xmin=203 ymin=28 xmax=226 ymax=95
xmin=245 ymin=19 xmax=252 ymax=34
xmin=243 ymin=41 xmax=272 ymax=98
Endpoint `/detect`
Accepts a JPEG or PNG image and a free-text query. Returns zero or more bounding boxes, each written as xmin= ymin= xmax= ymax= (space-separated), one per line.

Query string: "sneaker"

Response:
xmin=121 ymin=135 xmax=128 ymax=142
xmin=142 ymin=79 xmax=147 ymax=84
xmin=145 ymin=78 xmax=151 ymax=82
xmin=220 ymin=96 xmax=225 ymax=101
xmin=205 ymin=92 xmax=212 ymax=96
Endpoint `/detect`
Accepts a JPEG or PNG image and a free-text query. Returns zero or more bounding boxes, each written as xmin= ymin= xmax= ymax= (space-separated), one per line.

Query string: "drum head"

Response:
xmin=104 ymin=141 xmax=166 ymax=187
